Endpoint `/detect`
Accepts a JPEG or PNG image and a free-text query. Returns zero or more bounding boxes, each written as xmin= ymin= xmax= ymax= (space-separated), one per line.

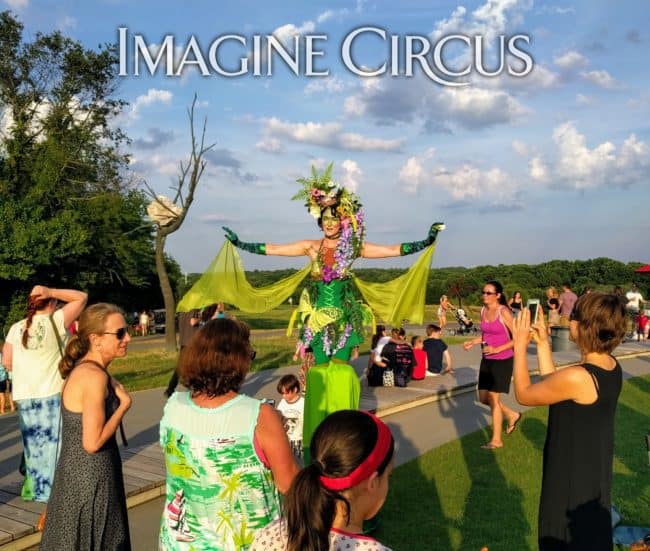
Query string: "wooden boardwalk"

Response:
xmin=1 ymin=339 xmax=648 ymax=550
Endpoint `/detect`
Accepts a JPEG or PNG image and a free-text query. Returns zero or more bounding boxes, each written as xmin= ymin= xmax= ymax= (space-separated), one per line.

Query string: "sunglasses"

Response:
xmin=104 ymin=327 xmax=129 ymax=340
xmin=482 ymin=291 xmax=497 ymax=296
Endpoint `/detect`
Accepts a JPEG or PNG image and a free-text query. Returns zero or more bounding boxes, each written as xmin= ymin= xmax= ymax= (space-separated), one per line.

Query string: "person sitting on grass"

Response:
xmin=251 ymin=409 xmax=395 ymax=551
xmin=511 ymin=293 xmax=626 ymax=550
xmin=276 ymin=374 xmax=305 ymax=460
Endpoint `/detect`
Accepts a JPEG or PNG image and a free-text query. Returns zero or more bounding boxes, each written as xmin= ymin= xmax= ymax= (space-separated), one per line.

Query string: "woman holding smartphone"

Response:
xmin=511 ymin=294 xmax=625 ymax=550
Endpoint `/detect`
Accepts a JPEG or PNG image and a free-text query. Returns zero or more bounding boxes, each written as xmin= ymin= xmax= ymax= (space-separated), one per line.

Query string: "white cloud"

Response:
xmin=537 ymin=5 xmax=576 ymax=15
xmin=56 ymin=15 xmax=77 ymax=30
xmin=398 ymin=150 xmax=521 ymax=209
xmin=553 ymin=50 xmax=589 ymax=70
xmin=434 ymin=87 xmax=528 ymax=129
xmin=317 ymin=10 xmax=334 ymax=23
xmin=479 ymin=63 xmax=559 ymax=93
xmin=432 ymin=0 xmax=533 ymax=42
xmin=529 ymin=156 xmax=549 ymax=182
xmin=344 ymin=76 xmax=527 ymax=131
xmin=512 ymin=140 xmax=528 ymax=156
xmin=550 ymin=122 xmax=649 ymax=189
xmin=3 ymin=0 xmax=28 ymax=8
xmin=340 ymin=160 xmax=363 ymax=192
xmin=580 ymin=70 xmax=620 ymax=89
xmin=131 ymin=153 xmax=178 ymax=177
xmin=260 ymin=117 xmax=404 ymax=152
xmin=304 ymin=77 xmax=346 ymax=95
xmin=273 ymin=21 xmax=316 ymax=44
xmin=128 ymin=89 xmax=173 ymax=121
xmin=627 ymin=92 xmax=650 ymax=109
xmin=255 ymin=137 xmax=286 ymax=154
xmin=576 ymin=93 xmax=593 ymax=106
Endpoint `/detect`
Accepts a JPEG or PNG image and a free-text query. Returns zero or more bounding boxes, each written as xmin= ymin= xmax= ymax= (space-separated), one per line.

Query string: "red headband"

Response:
xmin=319 ymin=412 xmax=392 ymax=491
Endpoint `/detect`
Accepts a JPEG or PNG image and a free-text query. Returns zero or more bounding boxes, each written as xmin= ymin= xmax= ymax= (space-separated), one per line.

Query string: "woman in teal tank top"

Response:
xmin=159 ymin=318 xmax=298 ymax=550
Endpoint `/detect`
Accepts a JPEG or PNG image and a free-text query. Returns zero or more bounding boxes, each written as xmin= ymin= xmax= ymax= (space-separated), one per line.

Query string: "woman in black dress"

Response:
xmin=508 ymin=290 xmax=523 ymax=317
xmin=41 ymin=303 xmax=132 ymax=550
xmin=511 ymin=293 xmax=626 ymax=550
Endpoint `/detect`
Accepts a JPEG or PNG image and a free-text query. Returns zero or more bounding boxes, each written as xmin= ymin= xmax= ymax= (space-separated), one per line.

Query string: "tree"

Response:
xmin=0 ymin=11 xmax=167 ymax=329
xmin=144 ymin=96 xmax=214 ymax=351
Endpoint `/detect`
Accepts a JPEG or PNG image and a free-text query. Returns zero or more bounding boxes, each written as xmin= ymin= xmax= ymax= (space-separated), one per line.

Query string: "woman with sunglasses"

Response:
xmin=1 ymin=285 xmax=87 ymax=504
xmin=512 ymin=294 xmax=625 ymax=550
xmin=41 ymin=303 xmax=132 ymax=550
xmin=251 ymin=409 xmax=395 ymax=551
xmin=463 ymin=280 xmax=521 ymax=449
xmin=159 ymin=318 xmax=298 ymax=550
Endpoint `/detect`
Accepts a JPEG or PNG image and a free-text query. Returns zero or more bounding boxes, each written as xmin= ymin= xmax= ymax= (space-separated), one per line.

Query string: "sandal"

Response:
xmin=506 ymin=413 xmax=522 ymax=435
xmin=481 ymin=442 xmax=503 ymax=449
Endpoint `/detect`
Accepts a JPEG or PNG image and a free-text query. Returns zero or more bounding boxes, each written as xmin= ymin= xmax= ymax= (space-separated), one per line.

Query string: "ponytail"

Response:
xmin=285 ymin=463 xmax=341 ymax=551
xmin=21 ymin=296 xmax=53 ymax=348
xmin=283 ymin=410 xmax=394 ymax=551
xmin=58 ymin=303 xmax=122 ymax=378
xmin=59 ymin=334 xmax=89 ymax=379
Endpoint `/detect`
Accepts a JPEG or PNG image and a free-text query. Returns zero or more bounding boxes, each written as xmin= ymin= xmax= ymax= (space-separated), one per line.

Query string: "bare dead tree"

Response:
xmin=143 ymin=95 xmax=215 ymax=351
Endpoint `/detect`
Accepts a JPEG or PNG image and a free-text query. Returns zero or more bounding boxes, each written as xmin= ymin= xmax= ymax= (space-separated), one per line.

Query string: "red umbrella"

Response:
xmin=634 ymin=264 xmax=650 ymax=273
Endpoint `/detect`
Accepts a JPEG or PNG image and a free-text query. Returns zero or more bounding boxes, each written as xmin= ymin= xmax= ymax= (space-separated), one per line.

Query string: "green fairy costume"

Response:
xmin=177 ymin=164 xmax=443 ymax=451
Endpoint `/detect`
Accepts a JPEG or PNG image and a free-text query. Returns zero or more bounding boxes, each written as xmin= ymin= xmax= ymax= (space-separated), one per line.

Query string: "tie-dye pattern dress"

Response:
xmin=159 ymin=393 xmax=281 ymax=551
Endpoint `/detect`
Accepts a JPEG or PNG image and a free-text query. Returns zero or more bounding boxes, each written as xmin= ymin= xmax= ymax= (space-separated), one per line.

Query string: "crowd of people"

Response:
xmin=0 ymin=163 xmax=645 ymax=550
xmin=0 ymin=274 xmax=644 ymax=550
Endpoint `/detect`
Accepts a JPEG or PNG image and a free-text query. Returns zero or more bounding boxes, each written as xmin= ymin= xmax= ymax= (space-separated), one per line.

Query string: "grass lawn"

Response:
xmin=377 ymin=375 xmax=650 ymax=551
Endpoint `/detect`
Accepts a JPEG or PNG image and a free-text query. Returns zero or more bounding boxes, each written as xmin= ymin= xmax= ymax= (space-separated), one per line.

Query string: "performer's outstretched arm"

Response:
xmin=223 ymin=226 xmax=315 ymax=257
xmin=362 ymin=222 xmax=445 ymax=258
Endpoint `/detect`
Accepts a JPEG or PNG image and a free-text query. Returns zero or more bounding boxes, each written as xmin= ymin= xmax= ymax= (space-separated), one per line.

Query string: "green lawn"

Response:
xmin=377 ymin=375 xmax=650 ymax=551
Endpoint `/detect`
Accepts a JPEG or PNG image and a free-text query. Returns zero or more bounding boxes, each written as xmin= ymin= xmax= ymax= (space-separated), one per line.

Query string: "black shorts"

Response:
xmin=478 ymin=357 xmax=514 ymax=393
xmin=0 ymin=379 xmax=6 ymax=393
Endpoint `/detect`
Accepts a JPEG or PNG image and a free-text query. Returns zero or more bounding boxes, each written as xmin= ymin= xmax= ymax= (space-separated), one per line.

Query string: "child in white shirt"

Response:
xmin=276 ymin=374 xmax=304 ymax=459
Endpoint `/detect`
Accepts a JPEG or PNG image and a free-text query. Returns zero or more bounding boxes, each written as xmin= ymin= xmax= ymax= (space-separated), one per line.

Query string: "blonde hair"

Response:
xmin=59 ymin=303 xmax=123 ymax=379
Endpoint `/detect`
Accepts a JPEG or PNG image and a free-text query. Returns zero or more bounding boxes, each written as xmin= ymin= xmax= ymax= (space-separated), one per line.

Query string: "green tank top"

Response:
xmin=159 ymin=393 xmax=281 ymax=550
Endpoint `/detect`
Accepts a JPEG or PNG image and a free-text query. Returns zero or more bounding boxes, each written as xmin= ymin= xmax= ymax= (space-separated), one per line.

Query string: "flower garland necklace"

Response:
xmin=320 ymin=209 xmax=366 ymax=284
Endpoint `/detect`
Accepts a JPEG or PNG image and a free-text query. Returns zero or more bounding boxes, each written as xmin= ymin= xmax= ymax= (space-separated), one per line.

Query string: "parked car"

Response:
xmin=152 ymin=309 xmax=166 ymax=334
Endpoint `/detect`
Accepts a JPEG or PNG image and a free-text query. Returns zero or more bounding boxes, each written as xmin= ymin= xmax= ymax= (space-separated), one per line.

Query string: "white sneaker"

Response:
xmin=425 ymin=371 xmax=439 ymax=377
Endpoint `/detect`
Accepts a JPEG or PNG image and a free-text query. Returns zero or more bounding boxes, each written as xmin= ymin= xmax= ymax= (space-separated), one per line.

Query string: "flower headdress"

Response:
xmin=292 ymin=163 xmax=366 ymax=284
xmin=292 ymin=163 xmax=362 ymax=223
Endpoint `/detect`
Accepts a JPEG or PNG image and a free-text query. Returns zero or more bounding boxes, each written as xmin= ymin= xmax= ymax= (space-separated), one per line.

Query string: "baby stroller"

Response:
xmin=454 ymin=308 xmax=477 ymax=335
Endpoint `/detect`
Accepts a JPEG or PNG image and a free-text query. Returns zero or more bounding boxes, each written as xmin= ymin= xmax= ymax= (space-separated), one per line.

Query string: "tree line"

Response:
xmin=237 ymin=257 xmax=647 ymax=309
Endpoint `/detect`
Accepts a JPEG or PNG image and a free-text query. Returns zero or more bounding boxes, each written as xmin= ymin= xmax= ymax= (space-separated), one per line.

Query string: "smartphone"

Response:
xmin=527 ymin=299 xmax=540 ymax=324
xmin=261 ymin=398 xmax=276 ymax=407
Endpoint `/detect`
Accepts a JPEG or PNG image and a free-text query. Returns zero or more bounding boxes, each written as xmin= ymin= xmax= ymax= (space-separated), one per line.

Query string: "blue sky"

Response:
xmin=6 ymin=0 xmax=650 ymax=273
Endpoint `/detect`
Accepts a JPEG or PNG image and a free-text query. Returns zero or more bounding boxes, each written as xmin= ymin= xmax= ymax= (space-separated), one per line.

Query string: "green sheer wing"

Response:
xmin=352 ymin=244 xmax=436 ymax=326
xmin=177 ymin=241 xmax=310 ymax=313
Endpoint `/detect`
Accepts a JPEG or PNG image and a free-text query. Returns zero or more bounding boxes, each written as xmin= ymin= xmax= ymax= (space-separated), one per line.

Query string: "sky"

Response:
xmin=5 ymin=0 xmax=650 ymax=274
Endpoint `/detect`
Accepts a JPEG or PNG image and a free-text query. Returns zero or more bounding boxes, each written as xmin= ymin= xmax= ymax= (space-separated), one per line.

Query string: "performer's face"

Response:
xmin=321 ymin=214 xmax=341 ymax=238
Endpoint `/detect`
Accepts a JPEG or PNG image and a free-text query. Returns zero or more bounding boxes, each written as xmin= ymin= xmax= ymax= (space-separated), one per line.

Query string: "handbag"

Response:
xmin=382 ymin=368 xmax=394 ymax=387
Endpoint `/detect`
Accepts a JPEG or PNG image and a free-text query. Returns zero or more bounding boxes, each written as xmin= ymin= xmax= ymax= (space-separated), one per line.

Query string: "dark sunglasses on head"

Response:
xmin=104 ymin=327 xmax=129 ymax=340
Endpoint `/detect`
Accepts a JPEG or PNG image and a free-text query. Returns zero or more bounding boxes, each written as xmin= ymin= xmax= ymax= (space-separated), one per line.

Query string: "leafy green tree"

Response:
xmin=0 ymin=11 xmax=174 ymax=330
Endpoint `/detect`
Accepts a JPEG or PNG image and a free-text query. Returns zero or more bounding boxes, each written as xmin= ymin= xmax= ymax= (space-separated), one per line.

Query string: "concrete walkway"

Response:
xmin=1 ymin=339 xmax=649 ymax=550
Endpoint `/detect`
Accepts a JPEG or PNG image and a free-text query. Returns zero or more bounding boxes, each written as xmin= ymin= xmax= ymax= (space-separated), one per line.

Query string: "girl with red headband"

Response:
xmin=252 ymin=409 xmax=395 ymax=551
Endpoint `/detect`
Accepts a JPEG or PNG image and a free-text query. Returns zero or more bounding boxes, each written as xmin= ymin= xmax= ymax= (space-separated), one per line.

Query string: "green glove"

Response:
xmin=222 ymin=226 xmax=266 ymax=255
xmin=400 ymin=222 xmax=445 ymax=256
